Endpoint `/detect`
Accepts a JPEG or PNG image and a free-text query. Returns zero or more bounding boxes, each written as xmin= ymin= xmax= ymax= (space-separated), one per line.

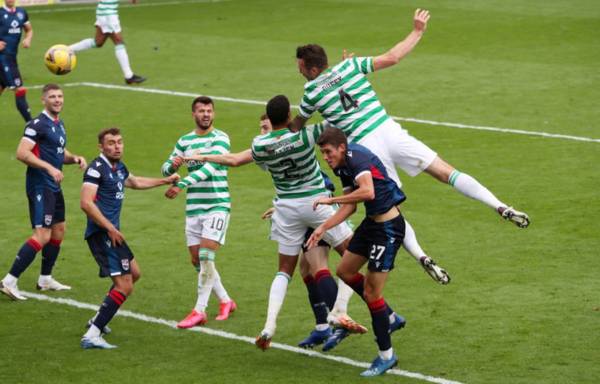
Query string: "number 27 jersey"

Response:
xmin=299 ymin=57 xmax=392 ymax=144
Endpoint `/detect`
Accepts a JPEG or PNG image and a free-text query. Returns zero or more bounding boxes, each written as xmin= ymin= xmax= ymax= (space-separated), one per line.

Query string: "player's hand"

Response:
xmin=312 ymin=196 xmax=333 ymax=210
xmin=48 ymin=167 xmax=64 ymax=183
xmin=413 ymin=9 xmax=430 ymax=33
xmin=165 ymin=173 xmax=180 ymax=185
xmin=260 ymin=116 xmax=272 ymax=135
xmin=165 ymin=185 xmax=181 ymax=199
xmin=261 ymin=207 xmax=275 ymax=220
xmin=342 ymin=49 xmax=355 ymax=60
xmin=171 ymin=156 xmax=184 ymax=170
xmin=108 ymin=227 xmax=125 ymax=247
xmin=22 ymin=38 xmax=31 ymax=49
xmin=305 ymin=225 xmax=325 ymax=250
xmin=0 ymin=41 xmax=5 ymax=51
xmin=74 ymin=156 xmax=87 ymax=170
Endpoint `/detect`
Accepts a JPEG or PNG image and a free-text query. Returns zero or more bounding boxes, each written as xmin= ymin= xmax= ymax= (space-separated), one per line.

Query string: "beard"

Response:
xmin=195 ymin=117 xmax=213 ymax=130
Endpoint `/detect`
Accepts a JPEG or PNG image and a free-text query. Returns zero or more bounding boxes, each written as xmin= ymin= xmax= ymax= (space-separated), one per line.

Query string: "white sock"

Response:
xmin=331 ymin=279 xmax=353 ymax=315
xmin=114 ymin=44 xmax=134 ymax=79
xmin=211 ymin=267 xmax=230 ymax=303
xmin=403 ymin=220 xmax=426 ymax=263
xmin=379 ymin=347 xmax=394 ymax=360
xmin=69 ymin=38 xmax=96 ymax=52
xmin=263 ymin=272 xmax=290 ymax=335
xmin=3 ymin=274 xmax=17 ymax=286
xmin=449 ymin=170 xmax=505 ymax=210
xmin=194 ymin=260 xmax=216 ymax=313
xmin=315 ymin=323 xmax=329 ymax=331
xmin=83 ymin=324 xmax=101 ymax=339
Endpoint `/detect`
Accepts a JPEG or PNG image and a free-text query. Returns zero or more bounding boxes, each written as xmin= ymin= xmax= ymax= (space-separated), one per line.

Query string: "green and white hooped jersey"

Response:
xmin=96 ymin=0 xmax=119 ymax=16
xmin=299 ymin=57 xmax=391 ymax=144
xmin=251 ymin=123 xmax=328 ymax=199
xmin=162 ymin=129 xmax=231 ymax=217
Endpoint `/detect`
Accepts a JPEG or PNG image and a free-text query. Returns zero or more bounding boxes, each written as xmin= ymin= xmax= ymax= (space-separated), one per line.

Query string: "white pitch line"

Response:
xmin=27 ymin=0 xmax=226 ymax=14
xmin=21 ymin=291 xmax=464 ymax=384
xmin=65 ymin=82 xmax=599 ymax=144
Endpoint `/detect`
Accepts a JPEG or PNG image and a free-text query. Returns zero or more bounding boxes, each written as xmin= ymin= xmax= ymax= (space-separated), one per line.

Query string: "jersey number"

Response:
xmin=339 ymin=89 xmax=358 ymax=112
xmin=369 ymin=245 xmax=386 ymax=261
xmin=209 ymin=217 xmax=225 ymax=231
xmin=279 ymin=158 xmax=300 ymax=179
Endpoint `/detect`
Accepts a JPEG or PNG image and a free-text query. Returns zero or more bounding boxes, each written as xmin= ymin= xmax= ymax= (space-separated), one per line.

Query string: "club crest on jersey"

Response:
xmin=121 ymin=259 xmax=130 ymax=271
xmin=17 ymin=12 xmax=24 ymax=20
xmin=44 ymin=215 xmax=52 ymax=226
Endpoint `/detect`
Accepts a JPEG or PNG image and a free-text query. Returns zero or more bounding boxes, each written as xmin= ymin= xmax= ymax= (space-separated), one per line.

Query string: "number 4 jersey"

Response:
xmin=82 ymin=154 xmax=129 ymax=239
xmin=298 ymin=57 xmax=391 ymax=144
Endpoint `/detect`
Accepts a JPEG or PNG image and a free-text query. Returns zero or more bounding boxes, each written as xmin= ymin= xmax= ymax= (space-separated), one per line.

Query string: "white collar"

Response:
xmin=42 ymin=110 xmax=59 ymax=121
xmin=99 ymin=153 xmax=115 ymax=168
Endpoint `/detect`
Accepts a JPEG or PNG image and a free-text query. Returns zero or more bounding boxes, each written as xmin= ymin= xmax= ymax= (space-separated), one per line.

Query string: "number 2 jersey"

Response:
xmin=298 ymin=57 xmax=392 ymax=144
xmin=83 ymin=154 xmax=129 ymax=238
xmin=22 ymin=111 xmax=66 ymax=193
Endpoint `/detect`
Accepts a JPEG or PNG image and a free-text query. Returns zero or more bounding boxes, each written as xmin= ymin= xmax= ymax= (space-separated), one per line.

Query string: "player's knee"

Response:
xmin=33 ymin=230 xmax=52 ymax=246
xmin=132 ymin=269 xmax=141 ymax=283
xmin=335 ymin=265 xmax=352 ymax=283
xmin=15 ymin=87 xmax=26 ymax=97
xmin=95 ymin=38 xmax=105 ymax=47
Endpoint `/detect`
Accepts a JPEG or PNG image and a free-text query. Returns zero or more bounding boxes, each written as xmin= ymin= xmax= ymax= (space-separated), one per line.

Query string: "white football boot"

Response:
xmin=500 ymin=206 xmax=530 ymax=228
xmin=36 ymin=276 xmax=71 ymax=291
xmin=420 ymin=256 xmax=451 ymax=285
xmin=0 ymin=279 xmax=27 ymax=300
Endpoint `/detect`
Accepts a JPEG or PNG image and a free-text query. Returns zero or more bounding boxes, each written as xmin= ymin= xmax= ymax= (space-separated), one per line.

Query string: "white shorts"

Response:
xmin=95 ymin=15 xmax=122 ymax=34
xmin=185 ymin=211 xmax=230 ymax=247
xmin=358 ymin=119 xmax=437 ymax=187
xmin=270 ymin=194 xmax=353 ymax=255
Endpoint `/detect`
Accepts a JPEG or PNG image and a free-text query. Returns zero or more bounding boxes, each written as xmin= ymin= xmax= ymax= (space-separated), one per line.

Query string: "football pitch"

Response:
xmin=1 ymin=0 xmax=599 ymax=383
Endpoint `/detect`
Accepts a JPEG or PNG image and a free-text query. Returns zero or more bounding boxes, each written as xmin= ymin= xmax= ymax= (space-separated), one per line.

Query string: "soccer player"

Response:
xmin=68 ymin=0 xmax=145 ymax=84
xmin=0 ymin=0 xmax=33 ymax=122
xmin=306 ymin=127 xmax=409 ymax=376
xmin=293 ymin=9 xmax=530 ymax=229
xmin=0 ymin=84 xmax=86 ymax=301
xmin=162 ymin=96 xmax=237 ymax=328
xmin=80 ymin=127 xmax=178 ymax=349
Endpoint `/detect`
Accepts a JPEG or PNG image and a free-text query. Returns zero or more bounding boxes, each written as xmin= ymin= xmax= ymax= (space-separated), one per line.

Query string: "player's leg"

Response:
xmin=403 ymin=219 xmax=450 ymax=284
xmin=14 ymin=87 xmax=31 ymax=123
xmin=38 ymin=191 xmax=70 ymax=291
xmin=2 ymin=56 xmax=31 ymax=122
xmin=69 ymin=26 xmax=105 ymax=52
xmin=425 ymin=157 xmax=530 ymax=227
xmin=109 ymin=29 xmax=146 ymax=84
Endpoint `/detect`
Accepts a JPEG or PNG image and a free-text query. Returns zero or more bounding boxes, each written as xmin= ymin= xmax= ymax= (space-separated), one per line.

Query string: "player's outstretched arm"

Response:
xmin=313 ymin=173 xmax=375 ymax=207
xmin=16 ymin=138 xmax=64 ymax=183
xmin=306 ymin=202 xmax=356 ymax=250
xmin=373 ymin=8 xmax=430 ymax=71
xmin=185 ymin=149 xmax=253 ymax=167
xmin=125 ymin=173 xmax=179 ymax=190
xmin=64 ymin=149 xmax=87 ymax=170
xmin=80 ymin=183 xmax=124 ymax=246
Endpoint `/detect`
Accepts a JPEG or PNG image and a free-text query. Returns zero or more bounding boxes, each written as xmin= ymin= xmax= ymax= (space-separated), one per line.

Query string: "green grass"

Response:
xmin=1 ymin=1 xmax=599 ymax=383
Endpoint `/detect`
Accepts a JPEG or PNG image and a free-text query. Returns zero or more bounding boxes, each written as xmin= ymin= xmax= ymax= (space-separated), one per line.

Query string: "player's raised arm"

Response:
xmin=373 ymin=9 xmax=430 ymax=71
xmin=125 ymin=173 xmax=179 ymax=190
xmin=80 ymin=182 xmax=124 ymax=246
xmin=16 ymin=137 xmax=64 ymax=183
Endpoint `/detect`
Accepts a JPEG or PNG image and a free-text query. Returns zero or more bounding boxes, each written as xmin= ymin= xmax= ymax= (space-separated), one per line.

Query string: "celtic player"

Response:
xmin=68 ymin=0 xmax=145 ymax=84
xmin=162 ymin=96 xmax=236 ymax=328
xmin=293 ymin=9 xmax=530 ymax=229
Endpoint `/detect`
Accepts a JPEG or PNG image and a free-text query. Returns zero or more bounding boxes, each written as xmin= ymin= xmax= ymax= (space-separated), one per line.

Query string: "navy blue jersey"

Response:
xmin=83 ymin=155 xmax=130 ymax=239
xmin=0 ymin=6 xmax=29 ymax=56
xmin=334 ymin=144 xmax=406 ymax=216
xmin=23 ymin=111 xmax=66 ymax=193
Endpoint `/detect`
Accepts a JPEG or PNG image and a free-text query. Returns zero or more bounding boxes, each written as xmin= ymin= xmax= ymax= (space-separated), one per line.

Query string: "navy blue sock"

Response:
xmin=304 ymin=275 xmax=328 ymax=325
xmin=15 ymin=90 xmax=32 ymax=122
xmin=315 ymin=269 xmax=338 ymax=310
xmin=93 ymin=289 xmax=127 ymax=331
xmin=9 ymin=238 xmax=42 ymax=278
xmin=368 ymin=298 xmax=392 ymax=351
xmin=41 ymin=239 xmax=61 ymax=276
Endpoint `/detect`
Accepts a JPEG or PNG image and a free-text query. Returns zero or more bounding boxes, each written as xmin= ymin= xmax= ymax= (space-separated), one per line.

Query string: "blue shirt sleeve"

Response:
xmin=23 ymin=120 xmax=44 ymax=143
xmin=83 ymin=164 xmax=102 ymax=185
xmin=347 ymin=149 xmax=373 ymax=179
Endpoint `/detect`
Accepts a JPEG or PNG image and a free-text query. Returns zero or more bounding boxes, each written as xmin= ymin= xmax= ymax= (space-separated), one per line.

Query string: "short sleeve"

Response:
xmin=347 ymin=149 xmax=372 ymax=180
xmin=23 ymin=9 xmax=29 ymax=24
xmin=83 ymin=165 xmax=102 ymax=185
xmin=353 ymin=57 xmax=374 ymax=74
xmin=23 ymin=121 xmax=42 ymax=144
xmin=298 ymin=93 xmax=316 ymax=119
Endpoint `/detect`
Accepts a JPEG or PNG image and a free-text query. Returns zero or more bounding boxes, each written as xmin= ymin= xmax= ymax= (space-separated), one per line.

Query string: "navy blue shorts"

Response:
xmin=27 ymin=188 xmax=65 ymax=228
xmin=86 ymin=231 xmax=135 ymax=278
xmin=347 ymin=214 xmax=405 ymax=272
xmin=0 ymin=55 xmax=23 ymax=89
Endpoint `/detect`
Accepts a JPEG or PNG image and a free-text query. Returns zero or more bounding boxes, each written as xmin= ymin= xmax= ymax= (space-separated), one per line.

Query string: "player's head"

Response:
xmin=296 ymin=44 xmax=328 ymax=80
xmin=4 ymin=0 xmax=15 ymax=8
xmin=259 ymin=113 xmax=272 ymax=135
xmin=266 ymin=95 xmax=291 ymax=128
xmin=98 ymin=127 xmax=124 ymax=161
xmin=41 ymin=84 xmax=64 ymax=116
xmin=191 ymin=96 xmax=215 ymax=131
xmin=317 ymin=127 xmax=348 ymax=169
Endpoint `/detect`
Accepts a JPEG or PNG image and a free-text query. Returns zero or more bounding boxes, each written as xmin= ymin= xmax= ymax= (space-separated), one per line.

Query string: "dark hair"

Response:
xmin=98 ymin=127 xmax=121 ymax=143
xmin=42 ymin=83 xmax=62 ymax=95
xmin=317 ymin=127 xmax=347 ymax=148
xmin=296 ymin=44 xmax=328 ymax=70
xmin=191 ymin=96 xmax=214 ymax=111
xmin=266 ymin=95 xmax=290 ymax=126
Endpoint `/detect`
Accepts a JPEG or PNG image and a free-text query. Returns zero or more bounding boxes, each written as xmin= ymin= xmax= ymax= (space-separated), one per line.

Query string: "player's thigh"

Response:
xmin=188 ymin=244 xmax=201 ymax=266
xmin=1 ymin=56 xmax=24 ymax=88
xmin=199 ymin=211 xmax=230 ymax=245
xmin=271 ymin=199 xmax=307 ymax=255
xmin=27 ymin=188 xmax=60 ymax=232
xmin=383 ymin=120 xmax=438 ymax=177
xmin=278 ymin=253 xmax=299 ymax=276
xmin=111 ymin=273 xmax=134 ymax=295
xmin=109 ymin=32 xmax=124 ymax=45
xmin=94 ymin=26 xmax=109 ymax=46
xmin=130 ymin=258 xmax=141 ymax=283
xmin=50 ymin=221 xmax=66 ymax=241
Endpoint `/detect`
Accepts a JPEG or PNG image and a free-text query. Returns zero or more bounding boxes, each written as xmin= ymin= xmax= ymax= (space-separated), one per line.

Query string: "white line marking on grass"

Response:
xmin=22 ymin=291 xmax=465 ymax=384
xmin=28 ymin=0 xmax=226 ymax=14
xmin=73 ymin=82 xmax=600 ymax=144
